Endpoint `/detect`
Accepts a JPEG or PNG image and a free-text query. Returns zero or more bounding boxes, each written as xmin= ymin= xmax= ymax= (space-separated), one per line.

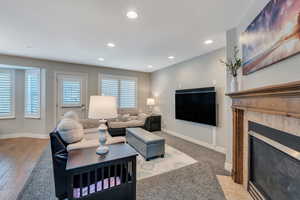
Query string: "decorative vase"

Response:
xmin=231 ymin=76 xmax=238 ymax=93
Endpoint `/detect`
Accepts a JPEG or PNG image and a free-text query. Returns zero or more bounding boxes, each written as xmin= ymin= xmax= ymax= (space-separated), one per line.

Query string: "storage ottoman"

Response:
xmin=126 ymin=128 xmax=165 ymax=161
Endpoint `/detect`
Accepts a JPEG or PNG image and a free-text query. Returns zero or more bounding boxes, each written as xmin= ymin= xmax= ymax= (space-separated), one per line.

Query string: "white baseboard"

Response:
xmin=224 ymin=162 xmax=232 ymax=173
xmin=163 ymin=129 xmax=226 ymax=154
xmin=0 ymin=133 xmax=49 ymax=139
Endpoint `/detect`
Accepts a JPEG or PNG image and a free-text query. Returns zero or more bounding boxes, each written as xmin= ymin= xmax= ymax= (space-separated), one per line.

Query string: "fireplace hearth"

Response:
xmin=248 ymin=122 xmax=300 ymax=200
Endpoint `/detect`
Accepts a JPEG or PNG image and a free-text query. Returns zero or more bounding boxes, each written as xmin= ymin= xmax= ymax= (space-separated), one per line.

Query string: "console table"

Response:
xmin=66 ymin=144 xmax=138 ymax=200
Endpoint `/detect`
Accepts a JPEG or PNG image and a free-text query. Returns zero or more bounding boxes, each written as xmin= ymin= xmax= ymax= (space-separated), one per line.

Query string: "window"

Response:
xmin=25 ymin=69 xmax=41 ymax=118
xmin=0 ymin=69 xmax=14 ymax=118
xmin=62 ymin=80 xmax=81 ymax=106
xmin=100 ymin=75 xmax=137 ymax=108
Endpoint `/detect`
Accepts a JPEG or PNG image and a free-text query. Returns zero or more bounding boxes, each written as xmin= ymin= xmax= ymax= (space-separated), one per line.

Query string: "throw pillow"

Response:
xmin=120 ymin=114 xmax=130 ymax=122
xmin=57 ymin=118 xmax=84 ymax=144
xmin=79 ymin=119 xmax=100 ymax=129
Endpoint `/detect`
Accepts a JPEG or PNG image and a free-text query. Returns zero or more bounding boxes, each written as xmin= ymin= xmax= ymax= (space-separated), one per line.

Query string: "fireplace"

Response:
xmin=248 ymin=122 xmax=300 ymax=200
xmin=227 ymin=81 xmax=300 ymax=199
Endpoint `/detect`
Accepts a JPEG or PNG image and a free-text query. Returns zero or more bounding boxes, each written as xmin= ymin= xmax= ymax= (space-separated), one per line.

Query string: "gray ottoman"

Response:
xmin=126 ymin=128 xmax=165 ymax=161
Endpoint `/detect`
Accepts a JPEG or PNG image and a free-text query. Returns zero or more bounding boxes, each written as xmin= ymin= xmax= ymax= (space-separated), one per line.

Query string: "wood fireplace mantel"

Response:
xmin=226 ymin=80 xmax=300 ymax=184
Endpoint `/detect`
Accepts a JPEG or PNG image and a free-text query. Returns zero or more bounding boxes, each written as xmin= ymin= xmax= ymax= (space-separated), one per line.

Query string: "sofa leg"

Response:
xmin=161 ymin=154 xmax=165 ymax=158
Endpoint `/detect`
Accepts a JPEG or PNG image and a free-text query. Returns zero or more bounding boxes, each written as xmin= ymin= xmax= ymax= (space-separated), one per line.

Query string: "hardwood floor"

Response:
xmin=0 ymin=138 xmax=49 ymax=200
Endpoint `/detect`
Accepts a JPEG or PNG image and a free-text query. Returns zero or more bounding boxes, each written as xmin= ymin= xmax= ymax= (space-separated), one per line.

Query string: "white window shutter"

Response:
xmin=25 ymin=69 xmax=41 ymax=118
xmin=100 ymin=75 xmax=137 ymax=109
xmin=0 ymin=69 xmax=14 ymax=117
xmin=101 ymin=79 xmax=119 ymax=97
xmin=62 ymin=80 xmax=81 ymax=106
xmin=120 ymin=79 xmax=136 ymax=108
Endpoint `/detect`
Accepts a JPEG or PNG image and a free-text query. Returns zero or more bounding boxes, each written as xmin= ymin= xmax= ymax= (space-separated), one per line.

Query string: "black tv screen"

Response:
xmin=175 ymin=87 xmax=217 ymax=126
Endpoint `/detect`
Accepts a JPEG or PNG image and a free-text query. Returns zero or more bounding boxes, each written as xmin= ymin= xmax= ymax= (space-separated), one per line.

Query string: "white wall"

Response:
xmin=225 ymin=0 xmax=300 ymax=168
xmin=0 ymin=54 xmax=151 ymax=137
xmin=151 ymin=48 xmax=227 ymax=152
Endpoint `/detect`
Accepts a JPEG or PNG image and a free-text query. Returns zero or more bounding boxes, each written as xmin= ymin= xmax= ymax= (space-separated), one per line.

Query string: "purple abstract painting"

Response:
xmin=241 ymin=0 xmax=300 ymax=75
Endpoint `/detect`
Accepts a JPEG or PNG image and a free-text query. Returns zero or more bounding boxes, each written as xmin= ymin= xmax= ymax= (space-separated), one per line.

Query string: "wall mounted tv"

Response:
xmin=175 ymin=87 xmax=217 ymax=126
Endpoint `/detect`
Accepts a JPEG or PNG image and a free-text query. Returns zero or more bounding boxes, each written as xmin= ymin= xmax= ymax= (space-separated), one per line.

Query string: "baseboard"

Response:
xmin=224 ymin=162 xmax=232 ymax=173
xmin=163 ymin=129 xmax=226 ymax=154
xmin=0 ymin=133 xmax=49 ymax=139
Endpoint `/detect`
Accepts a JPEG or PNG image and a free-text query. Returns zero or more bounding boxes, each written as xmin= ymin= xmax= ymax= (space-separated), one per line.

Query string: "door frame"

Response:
xmin=53 ymin=71 xmax=88 ymax=125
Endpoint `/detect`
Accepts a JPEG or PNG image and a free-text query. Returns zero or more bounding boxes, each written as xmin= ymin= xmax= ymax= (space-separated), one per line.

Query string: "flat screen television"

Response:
xmin=175 ymin=87 xmax=217 ymax=126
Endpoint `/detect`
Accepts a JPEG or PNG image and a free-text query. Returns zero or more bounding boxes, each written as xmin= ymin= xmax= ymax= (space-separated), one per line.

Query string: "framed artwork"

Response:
xmin=241 ymin=0 xmax=300 ymax=75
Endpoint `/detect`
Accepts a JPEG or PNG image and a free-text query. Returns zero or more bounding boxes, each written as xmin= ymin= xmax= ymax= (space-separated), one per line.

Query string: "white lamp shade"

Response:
xmin=147 ymin=98 xmax=155 ymax=106
xmin=88 ymin=96 xmax=118 ymax=119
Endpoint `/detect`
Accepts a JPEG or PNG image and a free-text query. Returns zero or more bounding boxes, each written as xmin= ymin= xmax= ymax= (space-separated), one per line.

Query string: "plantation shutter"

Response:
xmin=100 ymin=75 xmax=137 ymax=108
xmin=25 ymin=69 xmax=41 ymax=118
xmin=101 ymin=79 xmax=119 ymax=98
xmin=0 ymin=69 xmax=14 ymax=117
xmin=120 ymin=79 xmax=136 ymax=108
xmin=62 ymin=80 xmax=81 ymax=106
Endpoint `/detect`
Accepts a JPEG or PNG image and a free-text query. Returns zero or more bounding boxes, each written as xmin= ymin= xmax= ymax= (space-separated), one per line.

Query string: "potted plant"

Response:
xmin=220 ymin=46 xmax=242 ymax=92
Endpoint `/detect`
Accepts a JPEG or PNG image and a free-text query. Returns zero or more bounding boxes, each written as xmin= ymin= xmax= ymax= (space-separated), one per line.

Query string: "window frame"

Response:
xmin=24 ymin=69 xmax=41 ymax=119
xmin=98 ymin=74 xmax=138 ymax=109
xmin=0 ymin=69 xmax=15 ymax=119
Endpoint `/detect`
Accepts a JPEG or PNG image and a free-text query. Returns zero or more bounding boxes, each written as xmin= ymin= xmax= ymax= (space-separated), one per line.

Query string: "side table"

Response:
xmin=66 ymin=144 xmax=138 ymax=200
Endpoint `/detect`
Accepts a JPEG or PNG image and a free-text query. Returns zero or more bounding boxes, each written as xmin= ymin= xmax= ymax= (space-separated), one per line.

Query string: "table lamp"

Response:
xmin=147 ymin=98 xmax=155 ymax=114
xmin=88 ymin=96 xmax=118 ymax=155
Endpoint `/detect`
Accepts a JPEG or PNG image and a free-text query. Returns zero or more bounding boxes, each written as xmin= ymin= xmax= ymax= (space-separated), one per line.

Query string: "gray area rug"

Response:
xmin=18 ymin=132 xmax=228 ymax=200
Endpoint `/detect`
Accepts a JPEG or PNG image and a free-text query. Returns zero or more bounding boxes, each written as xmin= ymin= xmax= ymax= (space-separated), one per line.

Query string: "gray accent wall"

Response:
xmin=151 ymin=48 xmax=227 ymax=150
xmin=0 ymin=55 xmax=150 ymax=137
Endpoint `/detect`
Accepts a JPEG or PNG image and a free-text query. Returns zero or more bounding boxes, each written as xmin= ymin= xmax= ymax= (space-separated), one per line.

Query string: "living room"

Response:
xmin=1 ymin=0 xmax=300 ymax=200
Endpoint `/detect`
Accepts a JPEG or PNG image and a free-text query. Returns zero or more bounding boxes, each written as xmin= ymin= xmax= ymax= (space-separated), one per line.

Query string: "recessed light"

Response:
xmin=107 ymin=43 xmax=115 ymax=48
xmin=168 ymin=56 xmax=175 ymax=60
xmin=204 ymin=40 xmax=213 ymax=44
xmin=148 ymin=65 xmax=153 ymax=68
xmin=126 ymin=11 xmax=138 ymax=19
xmin=98 ymin=58 xmax=104 ymax=61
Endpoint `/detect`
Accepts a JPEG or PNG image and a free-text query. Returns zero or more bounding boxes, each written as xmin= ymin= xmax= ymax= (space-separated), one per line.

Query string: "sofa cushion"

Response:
xmin=128 ymin=116 xmax=138 ymax=121
xmin=57 ymin=119 xmax=84 ymax=144
xmin=108 ymin=120 xmax=144 ymax=129
xmin=80 ymin=119 xmax=100 ymax=129
xmin=138 ymin=113 xmax=148 ymax=123
xmin=118 ymin=114 xmax=130 ymax=122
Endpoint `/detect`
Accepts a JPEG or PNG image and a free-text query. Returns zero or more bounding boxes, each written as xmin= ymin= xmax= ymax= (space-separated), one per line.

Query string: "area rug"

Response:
xmin=137 ymin=144 xmax=197 ymax=180
xmin=17 ymin=143 xmax=197 ymax=200
xmin=18 ymin=132 xmax=229 ymax=200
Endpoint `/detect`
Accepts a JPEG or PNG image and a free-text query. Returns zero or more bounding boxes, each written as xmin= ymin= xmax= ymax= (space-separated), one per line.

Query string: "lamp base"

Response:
xmin=96 ymin=119 xmax=109 ymax=155
xmin=96 ymin=145 xmax=109 ymax=155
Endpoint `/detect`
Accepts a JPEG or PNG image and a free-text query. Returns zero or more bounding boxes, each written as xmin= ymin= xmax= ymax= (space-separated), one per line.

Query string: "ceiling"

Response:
xmin=0 ymin=0 xmax=253 ymax=72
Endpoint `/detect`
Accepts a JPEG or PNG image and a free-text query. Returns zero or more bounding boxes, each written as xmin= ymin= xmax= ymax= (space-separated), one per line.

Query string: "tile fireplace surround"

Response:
xmin=227 ymin=81 xmax=300 ymax=200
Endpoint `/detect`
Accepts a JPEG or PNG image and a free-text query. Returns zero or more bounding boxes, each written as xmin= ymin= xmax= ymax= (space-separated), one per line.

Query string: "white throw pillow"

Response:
xmin=120 ymin=114 xmax=130 ymax=122
xmin=63 ymin=111 xmax=80 ymax=122
xmin=57 ymin=118 xmax=84 ymax=144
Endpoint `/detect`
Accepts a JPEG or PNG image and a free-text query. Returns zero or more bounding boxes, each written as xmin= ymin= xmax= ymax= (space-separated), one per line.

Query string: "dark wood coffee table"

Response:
xmin=66 ymin=144 xmax=138 ymax=200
